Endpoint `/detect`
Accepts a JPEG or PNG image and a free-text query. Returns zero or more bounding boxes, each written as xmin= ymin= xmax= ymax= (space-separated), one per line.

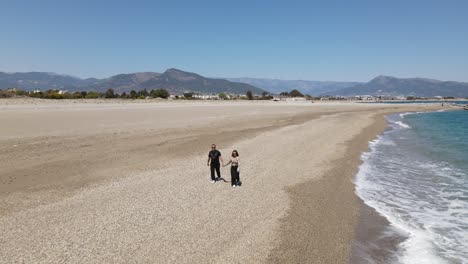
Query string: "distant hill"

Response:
xmin=83 ymin=72 xmax=162 ymax=93
xmin=0 ymin=72 xmax=84 ymax=90
xmin=0 ymin=69 xmax=266 ymax=95
xmin=226 ymin=77 xmax=361 ymax=96
xmin=324 ymin=76 xmax=468 ymax=98
xmin=139 ymin=69 xmax=265 ymax=95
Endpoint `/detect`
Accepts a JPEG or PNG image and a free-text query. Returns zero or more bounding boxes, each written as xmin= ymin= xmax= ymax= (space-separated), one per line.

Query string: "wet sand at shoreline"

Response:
xmin=0 ymin=99 xmax=444 ymax=263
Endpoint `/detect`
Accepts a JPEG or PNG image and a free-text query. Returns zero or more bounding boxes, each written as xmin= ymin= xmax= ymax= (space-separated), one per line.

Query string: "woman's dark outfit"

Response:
xmin=230 ymin=157 xmax=240 ymax=186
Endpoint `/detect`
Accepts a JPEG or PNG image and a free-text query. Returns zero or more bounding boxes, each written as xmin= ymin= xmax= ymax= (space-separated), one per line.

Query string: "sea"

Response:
xmin=355 ymin=109 xmax=468 ymax=264
xmin=365 ymin=101 xmax=468 ymax=105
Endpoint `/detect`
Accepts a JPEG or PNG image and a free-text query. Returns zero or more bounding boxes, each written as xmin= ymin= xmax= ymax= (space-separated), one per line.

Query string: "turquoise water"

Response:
xmin=363 ymin=101 xmax=468 ymax=105
xmin=406 ymin=111 xmax=468 ymax=169
xmin=355 ymin=110 xmax=468 ymax=263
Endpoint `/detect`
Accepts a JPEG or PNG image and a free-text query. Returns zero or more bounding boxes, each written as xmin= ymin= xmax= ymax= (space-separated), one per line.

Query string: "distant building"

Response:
xmin=192 ymin=94 xmax=219 ymax=100
xmin=286 ymin=97 xmax=306 ymax=102
xmin=354 ymin=95 xmax=375 ymax=100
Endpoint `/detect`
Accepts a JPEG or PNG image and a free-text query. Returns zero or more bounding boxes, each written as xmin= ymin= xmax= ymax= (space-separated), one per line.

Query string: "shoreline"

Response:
xmin=266 ymin=111 xmax=391 ymax=263
xmin=267 ymin=108 xmax=450 ymax=264
xmin=350 ymin=199 xmax=407 ymax=264
xmin=350 ymin=108 xmax=465 ymax=264
xmin=350 ymin=113 xmax=408 ymax=264
xmin=351 ymin=108 xmax=466 ymax=264
xmin=0 ymin=101 xmax=445 ymax=263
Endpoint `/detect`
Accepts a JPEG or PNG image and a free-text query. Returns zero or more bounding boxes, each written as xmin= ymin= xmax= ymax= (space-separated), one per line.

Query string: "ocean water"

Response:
xmin=355 ymin=110 xmax=468 ymax=264
xmin=364 ymin=101 xmax=468 ymax=105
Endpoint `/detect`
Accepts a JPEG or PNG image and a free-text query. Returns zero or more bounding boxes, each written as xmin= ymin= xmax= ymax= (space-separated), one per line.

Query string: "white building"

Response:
xmin=286 ymin=97 xmax=307 ymax=102
xmin=192 ymin=94 xmax=219 ymax=100
xmin=354 ymin=95 xmax=375 ymax=100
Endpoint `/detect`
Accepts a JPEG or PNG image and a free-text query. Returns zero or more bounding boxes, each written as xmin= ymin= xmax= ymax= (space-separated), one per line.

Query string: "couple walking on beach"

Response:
xmin=207 ymin=144 xmax=241 ymax=187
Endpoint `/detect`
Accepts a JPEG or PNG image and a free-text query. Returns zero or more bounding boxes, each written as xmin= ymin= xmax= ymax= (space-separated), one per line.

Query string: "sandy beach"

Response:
xmin=0 ymin=99 xmax=444 ymax=263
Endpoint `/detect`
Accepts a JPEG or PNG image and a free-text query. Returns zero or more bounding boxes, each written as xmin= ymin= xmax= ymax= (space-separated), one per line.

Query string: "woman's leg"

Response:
xmin=231 ymin=166 xmax=236 ymax=186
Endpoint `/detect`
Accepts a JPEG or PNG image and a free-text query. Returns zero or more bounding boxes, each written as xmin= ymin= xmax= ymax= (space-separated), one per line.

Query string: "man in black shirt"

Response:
xmin=207 ymin=144 xmax=223 ymax=183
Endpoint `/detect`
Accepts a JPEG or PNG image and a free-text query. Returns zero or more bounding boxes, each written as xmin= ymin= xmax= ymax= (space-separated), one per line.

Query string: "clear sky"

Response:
xmin=1 ymin=0 xmax=467 ymax=82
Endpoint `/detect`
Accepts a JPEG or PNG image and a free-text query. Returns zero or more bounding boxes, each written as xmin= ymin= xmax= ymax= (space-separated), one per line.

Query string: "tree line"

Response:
xmin=1 ymin=88 xmax=273 ymax=100
xmin=0 ymin=88 xmax=170 ymax=99
xmin=1 ymin=88 xmax=313 ymax=100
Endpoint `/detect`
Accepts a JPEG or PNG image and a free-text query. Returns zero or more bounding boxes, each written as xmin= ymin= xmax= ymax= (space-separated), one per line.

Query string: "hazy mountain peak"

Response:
xmin=162 ymin=68 xmax=199 ymax=81
xmin=324 ymin=75 xmax=468 ymax=97
xmin=165 ymin=68 xmax=184 ymax=73
xmin=164 ymin=68 xmax=194 ymax=75
xmin=370 ymin=75 xmax=396 ymax=83
xmin=45 ymin=72 xmax=80 ymax=79
xmin=225 ymin=77 xmax=362 ymax=95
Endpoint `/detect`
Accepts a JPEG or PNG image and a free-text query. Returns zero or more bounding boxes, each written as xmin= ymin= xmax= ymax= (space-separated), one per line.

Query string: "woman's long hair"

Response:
xmin=232 ymin=150 xmax=239 ymax=157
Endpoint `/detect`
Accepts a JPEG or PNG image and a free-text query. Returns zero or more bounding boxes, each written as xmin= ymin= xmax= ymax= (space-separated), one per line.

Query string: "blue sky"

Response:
xmin=1 ymin=0 xmax=467 ymax=81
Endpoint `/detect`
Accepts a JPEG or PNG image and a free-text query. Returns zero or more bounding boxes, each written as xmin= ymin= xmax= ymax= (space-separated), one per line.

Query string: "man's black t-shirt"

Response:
xmin=208 ymin=150 xmax=221 ymax=165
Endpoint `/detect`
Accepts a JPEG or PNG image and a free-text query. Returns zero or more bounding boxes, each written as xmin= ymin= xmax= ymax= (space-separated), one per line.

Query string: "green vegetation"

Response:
xmin=0 ymin=89 xmax=14 ymax=98
xmin=1 ymin=88 xmax=262 ymax=101
xmin=218 ymin=92 xmax=227 ymax=100
xmin=72 ymin=91 xmax=87 ymax=98
xmin=246 ymin=90 xmax=253 ymax=100
xmin=261 ymin=91 xmax=273 ymax=100
xmin=151 ymin=89 xmax=170 ymax=99
xmin=105 ymin=89 xmax=115 ymax=98
xmin=86 ymin=91 xmax=100 ymax=99
xmin=279 ymin=89 xmax=304 ymax=97
xmin=289 ymin=89 xmax=304 ymax=97
xmin=45 ymin=91 xmax=64 ymax=99
xmin=138 ymin=89 xmax=149 ymax=97
xmin=130 ymin=90 xmax=138 ymax=99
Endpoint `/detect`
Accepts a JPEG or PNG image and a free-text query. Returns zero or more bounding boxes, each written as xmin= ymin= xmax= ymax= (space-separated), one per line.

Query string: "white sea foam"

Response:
xmin=355 ymin=114 xmax=468 ymax=263
xmin=356 ymin=154 xmax=457 ymax=264
xmin=399 ymin=112 xmax=413 ymax=118
xmin=394 ymin=121 xmax=411 ymax=129
xmin=398 ymin=111 xmax=426 ymax=118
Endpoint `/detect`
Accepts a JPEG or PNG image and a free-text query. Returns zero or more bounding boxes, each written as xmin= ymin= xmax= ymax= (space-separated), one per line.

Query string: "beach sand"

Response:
xmin=0 ymin=99 xmax=443 ymax=263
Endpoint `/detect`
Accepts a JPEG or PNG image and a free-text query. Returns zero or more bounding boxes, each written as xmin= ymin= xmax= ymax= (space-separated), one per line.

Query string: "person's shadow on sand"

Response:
xmin=217 ymin=178 xmax=242 ymax=186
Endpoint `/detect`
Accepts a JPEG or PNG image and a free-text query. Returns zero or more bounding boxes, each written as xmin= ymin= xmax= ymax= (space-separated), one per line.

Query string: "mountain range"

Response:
xmin=2 ymin=70 xmax=468 ymax=97
xmin=226 ymin=78 xmax=361 ymax=96
xmin=0 ymin=69 xmax=266 ymax=95
xmin=325 ymin=76 xmax=468 ymax=98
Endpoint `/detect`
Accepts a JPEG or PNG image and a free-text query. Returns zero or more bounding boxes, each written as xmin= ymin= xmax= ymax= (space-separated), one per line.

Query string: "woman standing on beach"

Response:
xmin=224 ymin=150 xmax=241 ymax=187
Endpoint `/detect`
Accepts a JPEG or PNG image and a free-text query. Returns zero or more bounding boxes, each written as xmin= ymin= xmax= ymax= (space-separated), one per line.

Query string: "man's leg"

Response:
xmin=215 ymin=164 xmax=221 ymax=180
xmin=210 ymin=165 xmax=216 ymax=181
